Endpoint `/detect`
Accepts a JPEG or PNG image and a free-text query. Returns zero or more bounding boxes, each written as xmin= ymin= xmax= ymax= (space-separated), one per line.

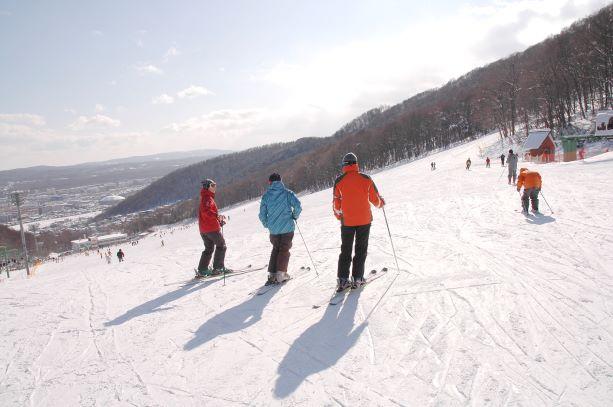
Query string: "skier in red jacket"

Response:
xmin=196 ymin=179 xmax=228 ymax=276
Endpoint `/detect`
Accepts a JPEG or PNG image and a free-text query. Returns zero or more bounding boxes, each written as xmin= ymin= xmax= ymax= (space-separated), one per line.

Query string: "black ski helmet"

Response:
xmin=268 ymin=173 xmax=281 ymax=182
xmin=509 ymin=149 xmax=513 ymax=154
xmin=201 ymin=178 xmax=216 ymax=189
xmin=342 ymin=152 xmax=358 ymax=166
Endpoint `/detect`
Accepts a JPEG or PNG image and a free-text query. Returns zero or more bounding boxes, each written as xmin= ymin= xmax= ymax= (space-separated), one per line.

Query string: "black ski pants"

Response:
xmin=198 ymin=231 xmax=226 ymax=271
xmin=337 ymin=224 xmax=371 ymax=281
xmin=268 ymin=232 xmax=294 ymax=273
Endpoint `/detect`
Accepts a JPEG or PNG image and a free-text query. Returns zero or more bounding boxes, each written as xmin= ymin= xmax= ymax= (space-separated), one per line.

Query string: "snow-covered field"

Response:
xmin=2 ymin=133 xmax=613 ymax=406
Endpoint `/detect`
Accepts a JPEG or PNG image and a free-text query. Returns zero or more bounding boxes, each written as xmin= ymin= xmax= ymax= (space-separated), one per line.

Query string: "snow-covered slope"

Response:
xmin=2 ymin=133 xmax=613 ymax=406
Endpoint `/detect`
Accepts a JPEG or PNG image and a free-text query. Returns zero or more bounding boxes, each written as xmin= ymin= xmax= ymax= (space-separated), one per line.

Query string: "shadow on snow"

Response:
xmin=274 ymin=289 xmax=366 ymax=399
xmin=525 ymin=214 xmax=556 ymax=225
xmin=104 ymin=278 xmax=218 ymax=327
xmin=183 ymin=287 xmax=281 ymax=351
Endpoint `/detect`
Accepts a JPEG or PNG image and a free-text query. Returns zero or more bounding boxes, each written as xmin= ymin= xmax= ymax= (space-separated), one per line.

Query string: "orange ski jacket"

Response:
xmin=517 ymin=168 xmax=542 ymax=190
xmin=333 ymin=164 xmax=383 ymax=226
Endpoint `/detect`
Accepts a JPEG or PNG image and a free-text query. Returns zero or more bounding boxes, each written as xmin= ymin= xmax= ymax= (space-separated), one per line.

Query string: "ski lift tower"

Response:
xmin=10 ymin=191 xmax=31 ymax=276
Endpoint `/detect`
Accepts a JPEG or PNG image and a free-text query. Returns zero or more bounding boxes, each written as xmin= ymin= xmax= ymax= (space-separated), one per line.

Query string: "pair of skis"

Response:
xmin=253 ymin=277 xmax=292 ymax=296
xmin=515 ymin=209 xmax=543 ymax=217
xmin=165 ymin=264 xmax=267 ymax=286
xmin=313 ymin=267 xmax=389 ymax=308
xmin=252 ymin=264 xmax=314 ymax=296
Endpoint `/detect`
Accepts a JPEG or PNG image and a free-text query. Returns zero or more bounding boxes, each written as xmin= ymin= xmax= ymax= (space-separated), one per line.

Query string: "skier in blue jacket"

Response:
xmin=259 ymin=173 xmax=302 ymax=285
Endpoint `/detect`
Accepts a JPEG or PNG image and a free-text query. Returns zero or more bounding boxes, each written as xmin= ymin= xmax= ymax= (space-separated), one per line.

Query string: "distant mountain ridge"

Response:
xmin=0 ymin=149 xmax=230 ymax=190
xmin=92 ymin=149 xmax=232 ymax=166
xmin=102 ymin=4 xmax=612 ymax=225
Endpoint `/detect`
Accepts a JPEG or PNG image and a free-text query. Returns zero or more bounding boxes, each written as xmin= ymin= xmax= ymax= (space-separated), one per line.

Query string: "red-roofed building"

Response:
xmin=522 ymin=129 xmax=556 ymax=163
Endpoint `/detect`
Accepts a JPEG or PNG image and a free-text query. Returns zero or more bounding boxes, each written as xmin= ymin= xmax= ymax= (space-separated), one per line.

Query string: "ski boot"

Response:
xmin=195 ymin=268 xmax=213 ymax=278
xmin=265 ymin=273 xmax=278 ymax=286
xmin=336 ymin=278 xmax=352 ymax=292
xmin=277 ymin=271 xmax=290 ymax=283
xmin=351 ymin=276 xmax=367 ymax=289
xmin=212 ymin=267 xmax=232 ymax=276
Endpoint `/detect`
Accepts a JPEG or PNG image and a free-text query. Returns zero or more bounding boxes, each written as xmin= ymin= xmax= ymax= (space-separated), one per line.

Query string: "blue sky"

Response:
xmin=0 ymin=0 xmax=608 ymax=170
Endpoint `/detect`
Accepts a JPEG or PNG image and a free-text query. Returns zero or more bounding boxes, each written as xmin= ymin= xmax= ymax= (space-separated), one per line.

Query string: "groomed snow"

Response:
xmin=1 ymin=133 xmax=612 ymax=406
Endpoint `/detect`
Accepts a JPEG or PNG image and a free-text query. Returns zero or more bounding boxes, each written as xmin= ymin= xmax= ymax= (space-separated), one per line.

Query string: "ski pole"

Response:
xmin=221 ymin=221 xmax=226 ymax=286
xmin=382 ymin=206 xmax=401 ymax=273
xmin=295 ymin=220 xmax=319 ymax=277
xmin=539 ymin=190 xmax=554 ymax=214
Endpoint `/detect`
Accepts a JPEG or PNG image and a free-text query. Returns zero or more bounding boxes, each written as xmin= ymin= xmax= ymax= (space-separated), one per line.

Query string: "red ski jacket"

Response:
xmin=199 ymin=189 xmax=221 ymax=233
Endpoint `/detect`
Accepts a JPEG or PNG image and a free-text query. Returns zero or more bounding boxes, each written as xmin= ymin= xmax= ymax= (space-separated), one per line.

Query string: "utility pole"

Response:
xmin=10 ymin=192 xmax=30 ymax=276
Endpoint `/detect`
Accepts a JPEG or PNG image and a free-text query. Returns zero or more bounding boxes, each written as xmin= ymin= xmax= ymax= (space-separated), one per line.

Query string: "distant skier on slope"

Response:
xmin=333 ymin=153 xmax=385 ymax=291
xmin=500 ymin=153 xmax=506 ymax=166
xmin=259 ymin=172 xmax=302 ymax=286
xmin=466 ymin=158 xmax=471 ymax=170
xmin=486 ymin=157 xmax=490 ymax=168
xmin=117 ymin=249 xmax=125 ymax=262
xmin=517 ymin=168 xmax=542 ymax=214
xmin=507 ymin=149 xmax=519 ymax=185
xmin=196 ymin=179 xmax=228 ymax=276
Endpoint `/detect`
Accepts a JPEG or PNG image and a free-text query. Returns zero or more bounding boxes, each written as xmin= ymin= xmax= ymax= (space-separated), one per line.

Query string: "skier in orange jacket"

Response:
xmin=333 ymin=153 xmax=385 ymax=291
xmin=517 ymin=168 xmax=542 ymax=214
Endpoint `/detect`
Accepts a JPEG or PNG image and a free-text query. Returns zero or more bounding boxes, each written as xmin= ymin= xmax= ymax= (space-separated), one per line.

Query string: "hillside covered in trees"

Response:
xmin=100 ymin=4 xmax=612 ymax=229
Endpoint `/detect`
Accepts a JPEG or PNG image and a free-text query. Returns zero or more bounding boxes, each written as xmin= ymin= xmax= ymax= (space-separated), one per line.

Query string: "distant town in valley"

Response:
xmin=0 ymin=149 xmax=228 ymax=238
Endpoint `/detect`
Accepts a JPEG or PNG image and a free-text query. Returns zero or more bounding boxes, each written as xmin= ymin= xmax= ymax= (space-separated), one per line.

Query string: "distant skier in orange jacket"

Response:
xmin=517 ymin=168 xmax=542 ymax=214
xmin=333 ymin=153 xmax=385 ymax=291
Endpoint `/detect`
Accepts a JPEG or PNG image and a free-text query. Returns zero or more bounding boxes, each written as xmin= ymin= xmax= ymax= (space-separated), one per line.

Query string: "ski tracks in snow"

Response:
xmin=3 ymin=136 xmax=613 ymax=405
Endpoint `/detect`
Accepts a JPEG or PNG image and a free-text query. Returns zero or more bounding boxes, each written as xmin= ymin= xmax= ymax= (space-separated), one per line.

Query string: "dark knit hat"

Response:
xmin=342 ymin=152 xmax=358 ymax=166
xmin=269 ymin=173 xmax=281 ymax=182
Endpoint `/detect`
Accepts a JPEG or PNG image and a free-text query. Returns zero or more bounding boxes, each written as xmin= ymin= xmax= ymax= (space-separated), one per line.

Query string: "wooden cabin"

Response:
xmin=522 ymin=129 xmax=556 ymax=163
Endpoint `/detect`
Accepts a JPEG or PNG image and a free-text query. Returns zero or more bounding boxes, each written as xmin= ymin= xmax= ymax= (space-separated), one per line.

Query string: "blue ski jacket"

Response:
xmin=259 ymin=181 xmax=302 ymax=235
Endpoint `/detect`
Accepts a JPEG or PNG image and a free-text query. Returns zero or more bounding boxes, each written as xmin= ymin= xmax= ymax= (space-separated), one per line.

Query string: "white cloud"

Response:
xmin=64 ymin=108 xmax=77 ymax=115
xmin=255 ymin=0 xmax=610 ymax=115
xmin=161 ymin=106 xmax=337 ymax=150
xmin=109 ymin=80 xmax=117 ymax=86
xmin=134 ymin=64 xmax=163 ymax=75
xmin=95 ymin=104 xmax=105 ymax=113
xmin=163 ymin=46 xmax=180 ymax=61
xmin=165 ymin=109 xmax=264 ymax=138
xmin=0 ymin=113 xmax=46 ymax=126
xmin=152 ymin=94 xmax=175 ymax=105
xmin=177 ymin=85 xmax=214 ymax=99
xmin=68 ymin=114 xmax=121 ymax=131
xmin=92 ymin=30 xmax=103 ymax=37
